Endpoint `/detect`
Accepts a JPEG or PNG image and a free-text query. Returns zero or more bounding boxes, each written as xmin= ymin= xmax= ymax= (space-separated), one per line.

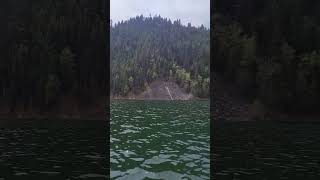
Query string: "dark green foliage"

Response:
xmin=214 ymin=0 xmax=320 ymax=112
xmin=1 ymin=0 xmax=107 ymax=110
xmin=110 ymin=15 xmax=210 ymax=98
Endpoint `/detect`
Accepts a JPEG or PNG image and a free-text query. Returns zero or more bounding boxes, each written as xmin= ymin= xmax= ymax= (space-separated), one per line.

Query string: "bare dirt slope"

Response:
xmin=134 ymin=80 xmax=193 ymax=100
xmin=212 ymin=73 xmax=251 ymax=121
xmin=0 ymin=96 xmax=107 ymax=120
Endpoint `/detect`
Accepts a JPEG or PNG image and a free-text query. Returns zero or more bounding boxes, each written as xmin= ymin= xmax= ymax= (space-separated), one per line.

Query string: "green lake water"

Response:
xmin=0 ymin=120 xmax=108 ymax=179
xmin=213 ymin=121 xmax=320 ymax=179
xmin=110 ymin=100 xmax=210 ymax=179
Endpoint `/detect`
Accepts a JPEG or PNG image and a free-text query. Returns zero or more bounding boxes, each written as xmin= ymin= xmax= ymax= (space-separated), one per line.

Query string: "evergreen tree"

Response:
xmin=110 ymin=15 xmax=210 ymax=97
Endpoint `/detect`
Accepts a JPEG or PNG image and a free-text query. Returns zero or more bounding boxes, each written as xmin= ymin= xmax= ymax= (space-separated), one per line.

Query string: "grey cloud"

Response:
xmin=111 ymin=0 xmax=210 ymax=27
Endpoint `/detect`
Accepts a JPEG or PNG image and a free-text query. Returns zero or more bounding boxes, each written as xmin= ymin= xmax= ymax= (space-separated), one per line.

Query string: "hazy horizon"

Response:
xmin=111 ymin=0 xmax=210 ymax=28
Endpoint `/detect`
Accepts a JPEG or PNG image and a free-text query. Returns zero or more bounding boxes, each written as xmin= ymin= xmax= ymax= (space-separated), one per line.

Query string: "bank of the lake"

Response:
xmin=0 ymin=96 xmax=108 ymax=121
xmin=213 ymin=74 xmax=320 ymax=122
xmin=111 ymin=80 xmax=209 ymax=101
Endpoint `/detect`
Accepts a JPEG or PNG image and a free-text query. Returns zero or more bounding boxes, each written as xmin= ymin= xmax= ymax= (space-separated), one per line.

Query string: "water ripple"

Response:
xmin=110 ymin=100 xmax=210 ymax=179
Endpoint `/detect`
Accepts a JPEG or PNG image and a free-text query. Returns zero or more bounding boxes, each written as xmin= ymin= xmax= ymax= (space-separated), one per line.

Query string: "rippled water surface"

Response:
xmin=0 ymin=120 xmax=107 ymax=179
xmin=214 ymin=121 xmax=320 ymax=179
xmin=110 ymin=100 xmax=210 ymax=179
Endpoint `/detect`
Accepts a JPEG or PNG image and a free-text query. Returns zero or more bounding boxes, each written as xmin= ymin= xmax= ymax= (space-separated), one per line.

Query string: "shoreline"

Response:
xmin=0 ymin=109 xmax=107 ymax=121
xmin=214 ymin=111 xmax=320 ymax=123
xmin=0 ymin=96 xmax=108 ymax=121
xmin=0 ymin=114 xmax=107 ymax=121
xmin=111 ymin=80 xmax=209 ymax=101
xmin=110 ymin=97 xmax=209 ymax=101
xmin=216 ymin=117 xmax=320 ymax=123
xmin=212 ymin=73 xmax=320 ymax=123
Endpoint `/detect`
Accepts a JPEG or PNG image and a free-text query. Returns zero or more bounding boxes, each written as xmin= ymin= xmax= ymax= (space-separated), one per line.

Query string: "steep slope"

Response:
xmin=135 ymin=80 xmax=193 ymax=100
xmin=110 ymin=15 xmax=210 ymax=98
xmin=212 ymin=73 xmax=251 ymax=121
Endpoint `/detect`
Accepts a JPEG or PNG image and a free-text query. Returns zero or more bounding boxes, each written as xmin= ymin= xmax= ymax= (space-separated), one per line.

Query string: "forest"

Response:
xmin=213 ymin=0 xmax=320 ymax=113
xmin=110 ymin=15 xmax=210 ymax=98
xmin=0 ymin=0 xmax=107 ymax=114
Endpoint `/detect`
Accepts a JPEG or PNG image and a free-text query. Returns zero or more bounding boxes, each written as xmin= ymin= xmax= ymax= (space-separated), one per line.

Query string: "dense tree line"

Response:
xmin=110 ymin=15 xmax=210 ymax=98
xmin=213 ymin=0 xmax=320 ymax=113
xmin=1 ymin=0 xmax=107 ymax=112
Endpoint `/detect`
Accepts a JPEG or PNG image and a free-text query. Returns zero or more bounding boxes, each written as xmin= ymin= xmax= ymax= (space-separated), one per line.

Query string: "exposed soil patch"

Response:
xmin=113 ymin=80 xmax=195 ymax=100
xmin=0 ymin=96 xmax=108 ymax=120
xmin=137 ymin=80 xmax=194 ymax=100
xmin=212 ymin=73 xmax=252 ymax=121
xmin=213 ymin=73 xmax=320 ymax=122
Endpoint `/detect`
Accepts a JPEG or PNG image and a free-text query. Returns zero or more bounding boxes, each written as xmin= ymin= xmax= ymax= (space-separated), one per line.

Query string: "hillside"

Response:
xmin=113 ymin=80 xmax=194 ymax=100
xmin=213 ymin=0 xmax=320 ymax=114
xmin=212 ymin=74 xmax=251 ymax=121
xmin=1 ymin=0 xmax=107 ymax=119
xmin=110 ymin=15 xmax=210 ymax=98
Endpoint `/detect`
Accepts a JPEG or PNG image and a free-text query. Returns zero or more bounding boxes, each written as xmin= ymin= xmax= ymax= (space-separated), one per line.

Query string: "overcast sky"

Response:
xmin=110 ymin=0 xmax=210 ymax=28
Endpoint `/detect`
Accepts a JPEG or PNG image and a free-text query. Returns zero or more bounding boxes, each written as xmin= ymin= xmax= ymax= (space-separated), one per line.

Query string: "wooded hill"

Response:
xmin=1 ymin=0 xmax=107 ymax=114
xmin=213 ymin=0 xmax=320 ymax=113
xmin=110 ymin=15 xmax=210 ymax=98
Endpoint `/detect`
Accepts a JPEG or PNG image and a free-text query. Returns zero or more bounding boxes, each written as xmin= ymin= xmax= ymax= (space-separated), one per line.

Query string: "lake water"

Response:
xmin=213 ymin=121 xmax=320 ymax=179
xmin=0 ymin=120 xmax=108 ymax=179
xmin=110 ymin=100 xmax=210 ymax=179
